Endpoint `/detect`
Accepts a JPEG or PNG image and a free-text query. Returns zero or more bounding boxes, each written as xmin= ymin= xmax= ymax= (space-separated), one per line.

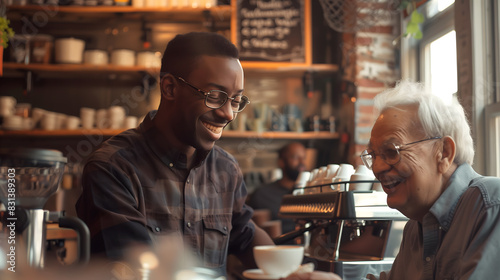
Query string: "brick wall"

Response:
xmin=341 ymin=1 xmax=401 ymax=164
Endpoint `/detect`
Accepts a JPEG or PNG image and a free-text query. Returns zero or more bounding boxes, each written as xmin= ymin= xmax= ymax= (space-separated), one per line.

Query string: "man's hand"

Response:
xmin=281 ymin=271 xmax=342 ymax=280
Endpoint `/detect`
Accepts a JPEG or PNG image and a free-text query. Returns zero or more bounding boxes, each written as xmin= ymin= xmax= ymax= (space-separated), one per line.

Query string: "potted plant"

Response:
xmin=1 ymin=4 xmax=15 ymax=76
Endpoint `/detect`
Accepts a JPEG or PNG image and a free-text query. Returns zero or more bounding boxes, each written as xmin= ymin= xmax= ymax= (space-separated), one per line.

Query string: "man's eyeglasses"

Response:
xmin=175 ymin=76 xmax=250 ymax=113
xmin=360 ymin=136 xmax=442 ymax=170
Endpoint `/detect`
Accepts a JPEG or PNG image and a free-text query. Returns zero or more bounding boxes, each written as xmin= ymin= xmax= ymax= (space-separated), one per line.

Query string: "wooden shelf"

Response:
xmin=0 ymin=129 xmax=338 ymax=140
xmin=0 ymin=129 xmax=125 ymax=137
xmin=3 ymin=62 xmax=158 ymax=73
xmin=6 ymin=4 xmax=232 ymax=22
xmin=3 ymin=62 xmax=159 ymax=74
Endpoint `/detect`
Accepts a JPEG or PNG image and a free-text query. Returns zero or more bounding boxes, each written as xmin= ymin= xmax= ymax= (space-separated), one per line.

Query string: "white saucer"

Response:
xmin=242 ymin=269 xmax=280 ymax=280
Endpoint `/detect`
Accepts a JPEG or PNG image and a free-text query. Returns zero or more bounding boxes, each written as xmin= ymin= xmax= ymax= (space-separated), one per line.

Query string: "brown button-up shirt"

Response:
xmin=76 ymin=111 xmax=255 ymax=276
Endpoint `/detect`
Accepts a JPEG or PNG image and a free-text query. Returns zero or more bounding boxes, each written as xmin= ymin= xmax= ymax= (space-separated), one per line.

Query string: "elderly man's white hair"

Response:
xmin=373 ymin=79 xmax=474 ymax=165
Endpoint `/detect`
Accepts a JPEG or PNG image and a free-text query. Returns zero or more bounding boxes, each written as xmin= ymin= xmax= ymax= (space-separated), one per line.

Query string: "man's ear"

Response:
xmin=160 ymin=74 xmax=176 ymax=101
xmin=437 ymin=136 xmax=456 ymax=174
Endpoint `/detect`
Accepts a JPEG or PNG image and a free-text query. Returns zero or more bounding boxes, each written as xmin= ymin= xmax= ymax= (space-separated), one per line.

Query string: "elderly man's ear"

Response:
xmin=437 ymin=136 xmax=456 ymax=174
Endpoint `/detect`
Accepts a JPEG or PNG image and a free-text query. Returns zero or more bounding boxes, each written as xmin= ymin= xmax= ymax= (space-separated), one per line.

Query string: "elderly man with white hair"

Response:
xmin=362 ymin=80 xmax=500 ymax=279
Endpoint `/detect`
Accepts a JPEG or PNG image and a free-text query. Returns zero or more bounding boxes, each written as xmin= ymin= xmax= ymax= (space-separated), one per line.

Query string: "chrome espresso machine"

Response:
xmin=276 ymin=183 xmax=408 ymax=279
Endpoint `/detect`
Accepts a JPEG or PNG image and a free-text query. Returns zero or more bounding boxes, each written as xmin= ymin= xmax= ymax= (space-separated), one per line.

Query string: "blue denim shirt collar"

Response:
xmin=429 ymin=163 xmax=480 ymax=231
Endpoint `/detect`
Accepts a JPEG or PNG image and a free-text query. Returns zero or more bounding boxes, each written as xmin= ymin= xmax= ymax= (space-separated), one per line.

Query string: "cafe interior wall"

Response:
xmin=344 ymin=3 xmax=402 ymax=165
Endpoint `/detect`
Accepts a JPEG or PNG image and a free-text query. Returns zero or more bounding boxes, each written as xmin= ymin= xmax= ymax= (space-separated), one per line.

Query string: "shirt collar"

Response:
xmin=139 ymin=110 xmax=209 ymax=169
xmin=428 ymin=163 xmax=480 ymax=230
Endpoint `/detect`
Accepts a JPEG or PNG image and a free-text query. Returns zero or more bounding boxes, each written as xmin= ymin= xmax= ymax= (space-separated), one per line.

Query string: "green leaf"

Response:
xmin=411 ymin=10 xmax=425 ymax=24
xmin=406 ymin=22 xmax=419 ymax=33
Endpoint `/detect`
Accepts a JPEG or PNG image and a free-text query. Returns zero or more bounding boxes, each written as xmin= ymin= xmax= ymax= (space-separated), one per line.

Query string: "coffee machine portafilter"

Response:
xmin=0 ymin=148 xmax=90 ymax=270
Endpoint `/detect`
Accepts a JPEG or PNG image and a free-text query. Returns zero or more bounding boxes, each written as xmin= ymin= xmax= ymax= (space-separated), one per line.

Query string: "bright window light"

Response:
xmin=429 ymin=30 xmax=457 ymax=103
xmin=496 ymin=115 xmax=500 ymax=176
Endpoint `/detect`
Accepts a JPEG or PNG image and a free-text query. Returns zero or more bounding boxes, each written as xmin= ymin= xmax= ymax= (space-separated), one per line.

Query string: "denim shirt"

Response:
xmin=387 ymin=163 xmax=500 ymax=280
xmin=76 ymin=111 xmax=255 ymax=276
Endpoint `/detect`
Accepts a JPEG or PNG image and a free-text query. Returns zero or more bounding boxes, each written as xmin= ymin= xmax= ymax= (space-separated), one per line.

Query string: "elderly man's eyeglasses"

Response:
xmin=175 ymin=76 xmax=250 ymax=113
xmin=360 ymin=137 xmax=442 ymax=170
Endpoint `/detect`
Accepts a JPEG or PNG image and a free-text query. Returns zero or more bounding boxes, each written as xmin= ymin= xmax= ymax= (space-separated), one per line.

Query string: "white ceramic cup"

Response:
xmin=0 ymin=96 xmax=17 ymax=109
xmin=95 ymin=109 xmax=109 ymax=129
xmin=349 ymin=173 xmax=374 ymax=191
xmin=55 ymin=38 xmax=85 ymax=64
xmin=108 ymin=106 xmax=126 ymax=129
xmin=0 ymin=106 xmax=15 ymax=117
xmin=253 ymin=245 xmax=304 ymax=277
xmin=336 ymin=163 xmax=355 ymax=179
xmin=355 ymin=164 xmax=374 ymax=176
xmin=22 ymin=118 xmax=33 ymax=130
xmin=111 ymin=49 xmax=135 ymax=66
xmin=55 ymin=113 xmax=67 ymax=130
xmin=2 ymin=115 xmax=24 ymax=130
xmin=80 ymin=107 xmax=96 ymax=129
xmin=124 ymin=116 xmax=138 ymax=129
xmin=66 ymin=116 xmax=81 ymax=130
xmin=294 ymin=171 xmax=311 ymax=189
xmin=32 ymin=108 xmax=46 ymax=126
xmin=41 ymin=112 xmax=57 ymax=130
xmin=136 ymin=51 xmax=156 ymax=67
xmin=84 ymin=50 xmax=108 ymax=65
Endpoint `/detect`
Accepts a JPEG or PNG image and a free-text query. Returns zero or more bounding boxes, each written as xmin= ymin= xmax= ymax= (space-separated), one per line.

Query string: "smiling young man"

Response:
xmin=76 ymin=32 xmax=275 ymax=276
xmin=363 ymin=80 xmax=500 ymax=279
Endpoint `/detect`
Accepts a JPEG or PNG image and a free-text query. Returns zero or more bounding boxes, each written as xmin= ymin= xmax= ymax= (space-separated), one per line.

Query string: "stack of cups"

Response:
xmin=332 ymin=164 xmax=355 ymax=191
xmin=321 ymin=164 xmax=340 ymax=192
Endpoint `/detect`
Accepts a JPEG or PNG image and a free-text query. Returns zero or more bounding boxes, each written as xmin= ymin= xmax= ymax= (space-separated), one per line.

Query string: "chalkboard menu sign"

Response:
xmin=236 ymin=0 xmax=306 ymax=63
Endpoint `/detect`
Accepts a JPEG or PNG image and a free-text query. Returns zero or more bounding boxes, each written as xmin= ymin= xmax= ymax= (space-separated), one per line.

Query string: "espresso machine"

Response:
xmin=0 ymin=148 xmax=89 ymax=270
xmin=275 ymin=183 xmax=408 ymax=279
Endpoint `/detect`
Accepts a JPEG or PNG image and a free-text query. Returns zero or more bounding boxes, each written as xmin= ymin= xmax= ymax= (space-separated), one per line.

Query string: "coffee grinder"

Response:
xmin=0 ymin=148 xmax=89 ymax=269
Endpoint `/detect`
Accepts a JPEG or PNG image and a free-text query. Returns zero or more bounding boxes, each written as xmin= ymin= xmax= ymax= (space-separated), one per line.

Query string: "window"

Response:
xmin=400 ymin=0 xmax=456 ymax=102
xmin=419 ymin=0 xmax=456 ymax=103
xmin=423 ymin=30 xmax=457 ymax=103
xmin=402 ymin=0 xmax=500 ymax=175
xmin=486 ymin=103 xmax=500 ymax=176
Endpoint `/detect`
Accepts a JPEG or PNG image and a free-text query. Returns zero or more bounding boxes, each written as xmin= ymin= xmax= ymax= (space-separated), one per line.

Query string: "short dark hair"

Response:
xmin=160 ymin=32 xmax=239 ymax=79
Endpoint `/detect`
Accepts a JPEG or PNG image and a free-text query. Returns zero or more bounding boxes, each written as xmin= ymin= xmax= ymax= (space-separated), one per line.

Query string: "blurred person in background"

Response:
xmin=247 ymin=142 xmax=307 ymax=236
xmin=362 ymin=80 xmax=500 ymax=279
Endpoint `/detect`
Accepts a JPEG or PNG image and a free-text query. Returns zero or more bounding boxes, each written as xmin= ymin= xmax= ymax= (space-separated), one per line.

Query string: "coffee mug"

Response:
xmin=348 ymin=173 xmax=374 ymax=191
xmin=84 ymin=50 xmax=108 ymax=65
xmin=111 ymin=49 xmax=135 ymax=66
xmin=55 ymin=37 xmax=85 ymax=64
xmin=253 ymin=245 xmax=304 ymax=277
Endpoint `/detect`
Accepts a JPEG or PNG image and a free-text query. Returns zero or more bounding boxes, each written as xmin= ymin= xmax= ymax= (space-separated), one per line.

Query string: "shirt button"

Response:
xmin=155 ymin=227 xmax=161 ymax=232
xmin=187 ymin=222 xmax=192 ymax=228
xmin=169 ymin=163 xmax=173 ymax=168
xmin=426 ymin=257 xmax=431 ymax=262
xmin=187 ymin=179 xmax=190 ymax=183
xmin=223 ymin=226 xmax=227 ymax=231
